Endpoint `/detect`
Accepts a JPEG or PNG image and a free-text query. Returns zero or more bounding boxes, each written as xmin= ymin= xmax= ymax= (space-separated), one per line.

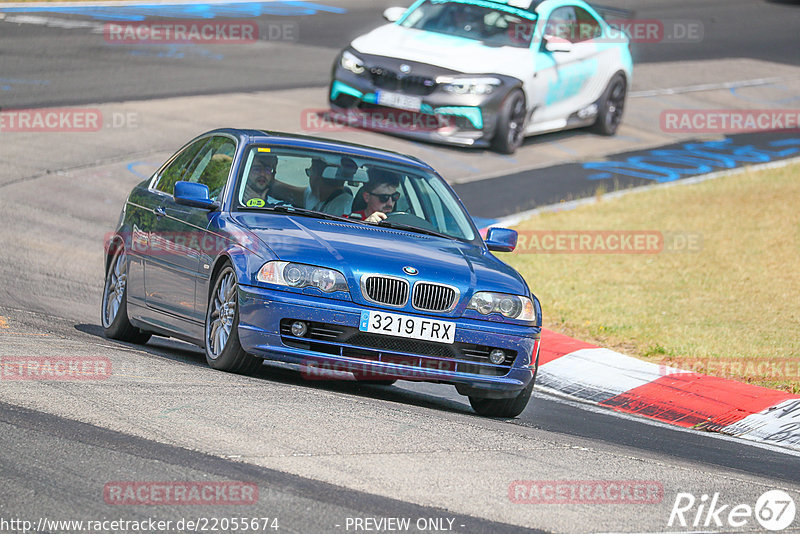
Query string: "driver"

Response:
xmin=243 ymin=154 xmax=281 ymax=205
xmin=352 ymin=168 xmax=401 ymax=223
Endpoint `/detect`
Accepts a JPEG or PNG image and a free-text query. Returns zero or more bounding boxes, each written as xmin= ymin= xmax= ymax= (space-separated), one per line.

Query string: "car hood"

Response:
xmin=350 ymin=23 xmax=531 ymax=77
xmin=233 ymin=213 xmax=529 ymax=310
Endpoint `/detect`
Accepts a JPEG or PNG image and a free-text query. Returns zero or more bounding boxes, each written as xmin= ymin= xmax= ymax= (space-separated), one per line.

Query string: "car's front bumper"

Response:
xmin=238 ymin=284 xmax=539 ymax=397
xmin=327 ymin=54 xmax=521 ymax=148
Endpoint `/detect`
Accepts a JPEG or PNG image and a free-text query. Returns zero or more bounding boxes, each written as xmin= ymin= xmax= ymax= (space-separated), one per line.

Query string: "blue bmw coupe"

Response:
xmin=102 ymin=129 xmax=541 ymax=417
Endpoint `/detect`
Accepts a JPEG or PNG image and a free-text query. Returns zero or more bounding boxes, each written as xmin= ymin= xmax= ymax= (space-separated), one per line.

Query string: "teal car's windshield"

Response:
xmin=399 ymin=0 xmax=538 ymax=48
xmin=235 ymin=145 xmax=477 ymax=242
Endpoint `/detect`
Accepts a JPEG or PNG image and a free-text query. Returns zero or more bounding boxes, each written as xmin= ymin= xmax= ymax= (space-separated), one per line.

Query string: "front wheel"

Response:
xmin=205 ymin=264 xmax=262 ymax=374
xmin=468 ymin=380 xmax=533 ymax=418
xmin=491 ymin=89 xmax=527 ymax=154
xmin=101 ymin=246 xmax=151 ymax=344
xmin=592 ymin=73 xmax=627 ymax=135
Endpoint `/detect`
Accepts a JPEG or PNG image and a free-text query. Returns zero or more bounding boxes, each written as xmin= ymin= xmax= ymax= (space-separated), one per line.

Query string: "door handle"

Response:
xmin=154 ymin=206 xmax=166 ymax=217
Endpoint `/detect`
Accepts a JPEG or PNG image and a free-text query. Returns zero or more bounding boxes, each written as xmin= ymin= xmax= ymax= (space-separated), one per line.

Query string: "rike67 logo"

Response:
xmin=669 ymin=490 xmax=796 ymax=531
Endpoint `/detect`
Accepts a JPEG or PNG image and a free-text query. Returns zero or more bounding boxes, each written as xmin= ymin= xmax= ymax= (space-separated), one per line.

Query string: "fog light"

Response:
xmin=291 ymin=321 xmax=308 ymax=337
xmin=488 ymin=349 xmax=506 ymax=365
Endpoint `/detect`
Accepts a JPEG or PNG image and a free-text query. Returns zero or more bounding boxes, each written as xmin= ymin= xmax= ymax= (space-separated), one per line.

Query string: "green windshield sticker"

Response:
xmin=246 ymin=198 xmax=265 ymax=208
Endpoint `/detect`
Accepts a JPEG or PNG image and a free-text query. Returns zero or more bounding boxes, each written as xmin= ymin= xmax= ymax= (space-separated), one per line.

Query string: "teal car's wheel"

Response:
xmin=592 ymin=73 xmax=627 ymax=135
xmin=205 ymin=264 xmax=262 ymax=374
xmin=101 ymin=246 xmax=151 ymax=344
xmin=492 ymin=89 xmax=527 ymax=154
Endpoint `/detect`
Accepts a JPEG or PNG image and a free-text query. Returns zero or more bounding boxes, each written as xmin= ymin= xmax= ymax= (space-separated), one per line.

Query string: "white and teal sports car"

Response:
xmin=329 ymin=0 xmax=633 ymax=153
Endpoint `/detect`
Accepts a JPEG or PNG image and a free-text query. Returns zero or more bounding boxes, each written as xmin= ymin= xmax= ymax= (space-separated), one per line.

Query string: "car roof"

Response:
xmin=207 ymin=128 xmax=434 ymax=172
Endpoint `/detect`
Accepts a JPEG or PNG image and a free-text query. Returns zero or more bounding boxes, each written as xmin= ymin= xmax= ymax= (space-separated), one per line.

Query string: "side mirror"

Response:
xmin=485 ymin=227 xmax=517 ymax=252
xmin=383 ymin=7 xmax=407 ymax=22
xmin=174 ymin=181 xmax=218 ymax=210
xmin=544 ymin=34 xmax=573 ymax=53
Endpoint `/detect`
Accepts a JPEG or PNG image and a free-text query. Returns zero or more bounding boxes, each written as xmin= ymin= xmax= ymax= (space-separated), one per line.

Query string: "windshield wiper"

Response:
xmin=377 ymin=220 xmax=450 ymax=239
xmin=242 ymin=204 xmax=355 ymax=224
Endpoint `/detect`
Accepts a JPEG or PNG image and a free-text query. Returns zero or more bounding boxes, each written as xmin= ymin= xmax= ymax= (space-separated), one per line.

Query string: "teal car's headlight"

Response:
xmin=257 ymin=261 xmax=348 ymax=293
xmin=467 ymin=291 xmax=536 ymax=321
xmin=437 ymin=76 xmax=501 ymax=95
xmin=341 ymin=50 xmax=366 ymax=75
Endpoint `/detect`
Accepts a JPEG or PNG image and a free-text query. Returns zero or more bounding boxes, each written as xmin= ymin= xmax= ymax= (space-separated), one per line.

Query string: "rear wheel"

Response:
xmin=492 ymin=89 xmax=527 ymax=154
xmin=205 ymin=264 xmax=262 ymax=374
xmin=468 ymin=380 xmax=533 ymax=418
xmin=592 ymin=73 xmax=627 ymax=135
xmin=101 ymin=246 xmax=151 ymax=344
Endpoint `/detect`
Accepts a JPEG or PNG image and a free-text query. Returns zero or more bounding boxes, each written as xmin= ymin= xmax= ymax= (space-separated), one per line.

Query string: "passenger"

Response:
xmin=352 ymin=168 xmax=401 ymax=224
xmin=303 ymin=157 xmax=354 ymax=216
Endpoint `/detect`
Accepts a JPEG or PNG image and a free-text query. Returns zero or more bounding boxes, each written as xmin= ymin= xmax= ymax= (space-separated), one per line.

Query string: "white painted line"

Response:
xmin=630 ymin=77 xmax=786 ymax=98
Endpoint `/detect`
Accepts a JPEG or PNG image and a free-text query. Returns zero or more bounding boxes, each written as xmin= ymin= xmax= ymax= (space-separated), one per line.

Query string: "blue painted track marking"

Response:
xmin=0 ymin=2 xmax=346 ymax=21
xmin=128 ymin=45 xmax=224 ymax=60
xmin=0 ymin=78 xmax=50 ymax=91
xmin=583 ymin=138 xmax=800 ymax=183
xmin=127 ymin=161 xmax=156 ymax=179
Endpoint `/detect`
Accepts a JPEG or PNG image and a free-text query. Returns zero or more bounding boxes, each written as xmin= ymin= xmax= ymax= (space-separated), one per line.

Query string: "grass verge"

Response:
xmin=502 ymin=162 xmax=800 ymax=393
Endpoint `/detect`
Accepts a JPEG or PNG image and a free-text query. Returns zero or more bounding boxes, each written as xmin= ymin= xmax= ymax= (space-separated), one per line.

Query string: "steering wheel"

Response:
xmin=384 ymin=211 xmax=437 ymax=231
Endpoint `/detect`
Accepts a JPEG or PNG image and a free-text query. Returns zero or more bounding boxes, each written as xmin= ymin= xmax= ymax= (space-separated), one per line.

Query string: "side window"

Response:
xmin=574 ymin=7 xmax=601 ymax=42
xmin=187 ymin=136 xmax=236 ymax=201
xmin=154 ymin=138 xmax=208 ymax=195
xmin=545 ymin=6 xmax=578 ymax=43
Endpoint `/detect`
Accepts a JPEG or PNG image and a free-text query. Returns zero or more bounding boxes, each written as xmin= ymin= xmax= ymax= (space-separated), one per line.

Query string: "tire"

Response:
xmin=491 ymin=89 xmax=527 ymax=154
xmin=592 ymin=73 xmax=627 ymax=136
xmin=101 ymin=246 xmax=152 ymax=344
xmin=204 ymin=264 xmax=262 ymax=374
xmin=468 ymin=380 xmax=534 ymax=418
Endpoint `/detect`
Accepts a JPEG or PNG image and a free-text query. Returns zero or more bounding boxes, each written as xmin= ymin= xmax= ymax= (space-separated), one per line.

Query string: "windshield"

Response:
xmin=234 ymin=146 xmax=477 ymax=242
xmin=399 ymin=0 xmax=538 ymax=48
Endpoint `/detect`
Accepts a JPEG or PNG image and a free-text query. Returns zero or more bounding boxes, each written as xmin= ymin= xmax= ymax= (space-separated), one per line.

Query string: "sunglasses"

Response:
xmin=367 ymin=191 xmax=401 ymax=203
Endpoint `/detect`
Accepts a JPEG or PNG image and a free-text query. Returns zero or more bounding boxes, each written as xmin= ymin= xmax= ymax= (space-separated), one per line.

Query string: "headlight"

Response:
xmin=257 ymin=261 xmax=348 ymax=293
xmin=437 ymin=76 xmax=501 ymax=95
xmin=340 ymin=50 xmax=365 ymax=75
xmin=467 ymin=291 xmax=535 ymax=321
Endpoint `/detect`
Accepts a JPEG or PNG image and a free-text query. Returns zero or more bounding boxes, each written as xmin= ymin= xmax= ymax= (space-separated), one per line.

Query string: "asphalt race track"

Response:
xmin=1 ymin=1 xmax=799 ymax=533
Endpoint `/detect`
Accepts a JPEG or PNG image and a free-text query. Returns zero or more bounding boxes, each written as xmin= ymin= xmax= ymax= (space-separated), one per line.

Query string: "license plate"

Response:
xmin=377 ymin=91 xmax=422 ymax=112
xmin=359 ymin=310 xmax=455 ymax=344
